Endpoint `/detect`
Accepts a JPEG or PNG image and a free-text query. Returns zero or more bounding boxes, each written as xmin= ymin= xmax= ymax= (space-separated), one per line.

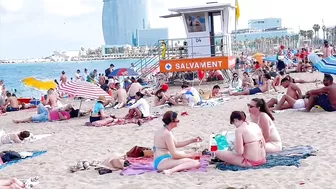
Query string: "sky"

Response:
xmin=0 ymin=0 xmax=334 ymax=59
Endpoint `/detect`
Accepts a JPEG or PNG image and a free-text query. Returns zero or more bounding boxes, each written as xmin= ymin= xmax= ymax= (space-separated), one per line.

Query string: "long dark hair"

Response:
xmin=252 ymin=98 xmax=274 ymax=121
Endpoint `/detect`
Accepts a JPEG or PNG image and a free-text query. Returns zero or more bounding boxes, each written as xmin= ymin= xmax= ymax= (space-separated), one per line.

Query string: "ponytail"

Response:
xmin=252 ymin=98 xmax=275 ymax=121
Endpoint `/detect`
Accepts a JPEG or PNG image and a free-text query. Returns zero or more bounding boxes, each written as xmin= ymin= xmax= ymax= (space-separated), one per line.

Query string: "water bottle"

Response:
xmin=209 ymin=133 xmax=218 ymax=158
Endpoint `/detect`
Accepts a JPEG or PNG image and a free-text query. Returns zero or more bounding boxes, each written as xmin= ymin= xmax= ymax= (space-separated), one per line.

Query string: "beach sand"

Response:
xmin=0 ymin=72 xmax=335 ymax=189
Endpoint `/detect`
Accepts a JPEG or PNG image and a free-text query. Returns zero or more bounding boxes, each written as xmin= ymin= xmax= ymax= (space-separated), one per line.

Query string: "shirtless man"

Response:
xmin=44 ymin=89 xmax=60 ymax=109
xmin=113 ymin=83 xmax=127 ymax=108
xmin=230 ymin=73 xmax=277 ymax=96
xmin=305 ymin=74 xmax=336 ymax=112
xmin=60 ymin=71 xmax=67 ymax=84
xmin=0 ymin=92 xmax=20 ymax=112
xmin=267 ymin=77 xmax=303 ymax=109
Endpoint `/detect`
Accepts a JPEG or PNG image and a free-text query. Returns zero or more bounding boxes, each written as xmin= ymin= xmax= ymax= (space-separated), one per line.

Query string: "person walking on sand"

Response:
xmin=305 ymin=74 xmax=336 ymax=112
xmin=266 ymin=77 xmax=303 ymax=109
xmin=60 ymin=71 xmax=67 ymax=84
xmin=153 ymin=111 xmax=202 ymax=175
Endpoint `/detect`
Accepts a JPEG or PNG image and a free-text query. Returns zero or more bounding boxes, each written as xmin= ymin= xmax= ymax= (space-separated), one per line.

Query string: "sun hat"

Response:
xmin=97 ymin=96 xmax=106 ymax=102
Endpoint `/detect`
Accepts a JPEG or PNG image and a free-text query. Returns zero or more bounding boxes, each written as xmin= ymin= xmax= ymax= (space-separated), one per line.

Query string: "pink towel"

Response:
xmin=121 ymin=156 xmax=209 ymax=176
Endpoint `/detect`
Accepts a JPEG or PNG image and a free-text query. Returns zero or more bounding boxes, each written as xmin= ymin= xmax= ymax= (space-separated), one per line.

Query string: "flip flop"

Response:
xmin=23 ymin=176 xmax=39 ymax=189
xmin=181 ymin=111 xmax=189 ymax=116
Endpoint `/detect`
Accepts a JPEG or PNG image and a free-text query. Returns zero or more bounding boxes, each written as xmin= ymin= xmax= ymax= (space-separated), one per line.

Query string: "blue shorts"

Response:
xmin=6 ymin=107 xmax=19 ymax=112
xmin=154 ymin=154 xmax=172 ymax=170
xmin=31 ymin=104 xmax=49 ymax=122
xmin=249 ymin=87 xmax=262 ymax=95
xmin=317 ymin=94 xmax=336 ymax=112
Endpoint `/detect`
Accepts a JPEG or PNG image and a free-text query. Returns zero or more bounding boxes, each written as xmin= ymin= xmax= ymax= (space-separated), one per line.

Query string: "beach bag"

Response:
xmin=198 ymin=89 xmax=211 ymax=100
xmin=126 ymin=146 xmax=153 ymax=158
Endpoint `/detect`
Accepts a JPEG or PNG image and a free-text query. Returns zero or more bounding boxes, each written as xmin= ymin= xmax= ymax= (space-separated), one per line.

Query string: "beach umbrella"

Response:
xmin=22 ymin=77 xmax=57 ymax=91
xmin=108 ymin=68 xmax=138 ymax=77
xmin=57 ymin=81 xmax=111 ymax=116
xmin=252 ymin=53 xmax=265 ymax=58
xmin=308 ymin=53 xmax=336 ymax=75
xmin=57 ymin=81 xmax=111 ymax=100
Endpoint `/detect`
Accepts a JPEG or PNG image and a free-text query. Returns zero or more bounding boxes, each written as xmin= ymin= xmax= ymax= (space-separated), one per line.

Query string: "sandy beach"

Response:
xmin=0 ymin=72 xmax=335 ymax=189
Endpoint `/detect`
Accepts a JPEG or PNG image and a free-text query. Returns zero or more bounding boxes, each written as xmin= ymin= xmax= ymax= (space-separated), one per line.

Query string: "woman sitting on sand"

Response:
xmin=0 ymin=178 xmax=25 ymax=189
xmin=229 ymin=73 xmax=242 ymax=91
xmin=13 ymin=104 xmax=78 ymax=123
xmin=242 ymin=72 xmax=254 ymax=89
xmin=125 ymin=92 xmax=150 ymax=119
xmin=0 ymin=130 xmax=30 ymax=145
xmin=154 ymin=89 xmax=176 ymax=107
xmin=89 ymin=96 xmax=114 ymax=123
xmin=248 ymin=98 xmax=282 ymax=153
xmin=215 ymin=111 xmax=266 ymax=167
xmin=153 ymin=111 xmax=202 ymax=175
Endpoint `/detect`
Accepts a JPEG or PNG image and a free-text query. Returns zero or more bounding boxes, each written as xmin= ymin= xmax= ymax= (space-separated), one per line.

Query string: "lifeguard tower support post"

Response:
xmin=159 ymin=2 xmax=236 ymax=73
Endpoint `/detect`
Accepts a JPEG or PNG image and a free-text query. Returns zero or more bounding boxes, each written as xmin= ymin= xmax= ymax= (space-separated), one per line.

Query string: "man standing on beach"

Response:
xmin=105 ymin=64 xmax=114 ymax=79
xmin=305 ymin=74 xmax=336 ymax=112
xmin=321 ymin=40 xmax=334 ymax=58
xmin=60 ymin=71 xmax=67 ymax=84
xmin=266 ymin=77 xmax=303 ymax=109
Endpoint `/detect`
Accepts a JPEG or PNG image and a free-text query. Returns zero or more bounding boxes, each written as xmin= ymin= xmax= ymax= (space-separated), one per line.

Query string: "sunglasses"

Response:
xmin=247 ymin=103 xmax=256 ymax=108
xmin=172 ymin=120 xmax=180 ymax=123
xmin=233 ymin=75 xmax=238 ymax=77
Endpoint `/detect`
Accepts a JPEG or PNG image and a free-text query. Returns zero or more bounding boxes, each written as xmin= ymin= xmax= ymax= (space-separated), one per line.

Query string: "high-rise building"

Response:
xmin=248 ymin=18 xmax=282 ymax=30
xmin=102 ymin=0 xmax=149 ymax=46
xmin=137 ymin=28 xmax=169 ymax=46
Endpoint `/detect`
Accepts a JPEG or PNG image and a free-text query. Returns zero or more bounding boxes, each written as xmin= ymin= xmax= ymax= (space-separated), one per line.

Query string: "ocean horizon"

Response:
xmin=0 ymin=59 xmax=138 ymax=98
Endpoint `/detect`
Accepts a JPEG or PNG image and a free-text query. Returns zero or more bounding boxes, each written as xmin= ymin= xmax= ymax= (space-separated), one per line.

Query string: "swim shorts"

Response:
xmin=249 ymin=87 xmax=262 ymax=95
xmin=317 ymin=94 xmax=336 ymax=112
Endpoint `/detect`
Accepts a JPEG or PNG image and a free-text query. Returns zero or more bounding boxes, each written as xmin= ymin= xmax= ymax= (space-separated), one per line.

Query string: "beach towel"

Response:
xmin=0 ymin=151 xmax=47 ymax=170
xmin=24 ymin=134 xmax=52 ymax=143
xmin=121 ymin=156 xmax=209 ymax=176
xmin=194 ymin=98 xmax=229 ymax=108
xmin=91 ymin=115 xmax=161 ymax=127
xmin=216 ymin=145 xmax=315 ymax=171
xmin=273 ymin=108 xmax=306 ymax=113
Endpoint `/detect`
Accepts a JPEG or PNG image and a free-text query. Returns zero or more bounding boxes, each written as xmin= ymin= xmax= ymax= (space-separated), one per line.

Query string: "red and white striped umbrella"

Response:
xmin=57 ymin=81 xmax=111 ymax=100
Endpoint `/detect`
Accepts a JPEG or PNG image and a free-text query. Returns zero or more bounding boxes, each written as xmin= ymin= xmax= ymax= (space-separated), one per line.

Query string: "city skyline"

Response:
xmin=0 ymin=0 xmax=334 ymax=59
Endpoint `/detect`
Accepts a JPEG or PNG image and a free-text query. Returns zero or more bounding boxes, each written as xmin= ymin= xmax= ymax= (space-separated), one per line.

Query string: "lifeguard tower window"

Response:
xmin=185 ymin=13 xmax=206 ymax=33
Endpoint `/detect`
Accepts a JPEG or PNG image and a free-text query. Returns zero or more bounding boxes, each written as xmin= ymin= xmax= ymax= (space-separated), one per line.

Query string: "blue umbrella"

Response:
xmin=263 ymin=56 xmax=293 ymax=65
xmin=108 ymin=68 xmax=138 ymax=77
xmin=308 ymin=53 xmax=336 ymax=75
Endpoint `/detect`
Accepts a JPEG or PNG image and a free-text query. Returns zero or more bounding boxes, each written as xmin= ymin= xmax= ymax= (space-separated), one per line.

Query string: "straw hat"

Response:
xmin=97 ymin=96 xmax=105 ymax=102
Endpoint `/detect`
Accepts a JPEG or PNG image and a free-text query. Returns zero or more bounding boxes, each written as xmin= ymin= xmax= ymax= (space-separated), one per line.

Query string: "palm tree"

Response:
xmin=299 ymin=30 xmax=307 ymax=39
xmin=326 ymin=28 xmax=331 ymax=42
xmin=312 ymin=24 xmax=321 ymax=45
xmin=322 ymin=25 xmax=327 ymax=40
xmin=332 ymin=27 xmax=336 ymax=45
xmin=307 ymin=30 xmax=314 ymax=41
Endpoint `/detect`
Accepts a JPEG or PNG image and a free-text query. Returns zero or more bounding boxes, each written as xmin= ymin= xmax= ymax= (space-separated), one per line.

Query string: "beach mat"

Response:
xmin=121 ymin=156 xmax=209 ymax=176
xmin=0 ymin=151 xmax=47 ymax=170
xmin=195 ymin=98 xmax=229 ymax=108
xmin=273 ymin=108 xmax=306 ymax=113
xmin=91 ymin=115 xmax=161 ymax=127
xmin=216 ymin=145 xmax=315 ymax=171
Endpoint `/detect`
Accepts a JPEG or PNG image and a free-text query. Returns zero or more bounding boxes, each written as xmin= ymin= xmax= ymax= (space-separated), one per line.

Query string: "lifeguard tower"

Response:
xmin=158 ymin=2 xmax=237 ymax=73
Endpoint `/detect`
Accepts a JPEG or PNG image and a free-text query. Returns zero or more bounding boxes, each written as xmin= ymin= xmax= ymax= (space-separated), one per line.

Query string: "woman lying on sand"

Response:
xmin=0 ymin=178 xmax=25 ymax=189
xmin=285 ymin=75 xmax=318 ymax=84
xmin=0 ymin=130 xmax=30 ymax=145
xmin=248 ymin=98 xmax=282 ymax=153
xmin=215 ymin=111 xmax=266 ymax=167
xmin=13 ymin=104 xmax=79 ymax=123
xmin=153 ymin=111 xmax=202 ymax=175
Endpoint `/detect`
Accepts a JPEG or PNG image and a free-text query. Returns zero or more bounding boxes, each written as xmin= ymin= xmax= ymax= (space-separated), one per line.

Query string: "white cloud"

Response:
xmin=0 ymin=0 xmax=24 ymax=12
xmin=42 ymin=0 xmax=96 ymax=17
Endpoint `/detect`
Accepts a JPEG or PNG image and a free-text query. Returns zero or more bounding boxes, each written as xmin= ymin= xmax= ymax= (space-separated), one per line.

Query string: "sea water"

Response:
xmin=0 ymin=59 xmax=137 ymax=98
